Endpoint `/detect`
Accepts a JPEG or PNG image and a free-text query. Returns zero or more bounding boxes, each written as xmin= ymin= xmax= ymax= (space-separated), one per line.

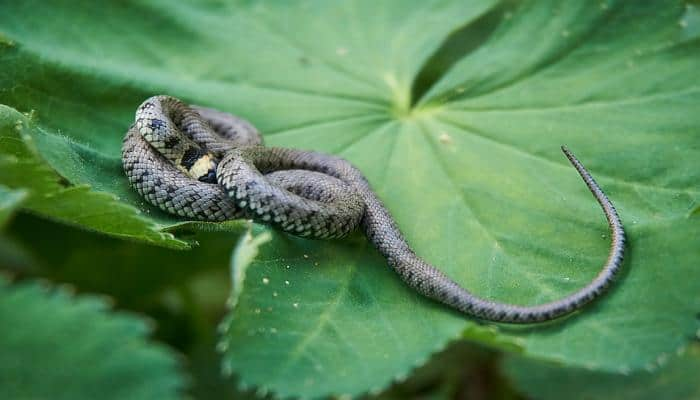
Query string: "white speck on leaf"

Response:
xmin=438 ymin=132 xmax=453 ymax=144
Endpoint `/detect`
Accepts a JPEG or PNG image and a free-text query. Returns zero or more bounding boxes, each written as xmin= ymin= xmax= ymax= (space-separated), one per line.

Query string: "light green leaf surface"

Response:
xmin=221 ymin=226 xmax=508 ymax=398
xmin=227 ymin=223 xmax=272 ymax=311
xmin=0 ymin=278 xmax=185 ymax=400
xmin=1 ymin=1 xmax=699 ymax=398
xmin=504 ymin=344 xmax=700 ymax=400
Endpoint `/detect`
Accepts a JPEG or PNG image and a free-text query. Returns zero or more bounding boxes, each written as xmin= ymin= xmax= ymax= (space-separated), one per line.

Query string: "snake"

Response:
xmin=122 ymin=95 xmax=626 ymax=324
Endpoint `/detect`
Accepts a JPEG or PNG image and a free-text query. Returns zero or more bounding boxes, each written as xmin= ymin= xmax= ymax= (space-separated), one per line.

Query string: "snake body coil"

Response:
xmin=122 ymin=95 xmax=626 ymax=323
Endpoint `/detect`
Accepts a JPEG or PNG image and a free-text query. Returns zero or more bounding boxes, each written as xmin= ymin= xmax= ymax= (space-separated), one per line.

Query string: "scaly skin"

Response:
xmin=122 ymin=95 xmax=626 ymax=323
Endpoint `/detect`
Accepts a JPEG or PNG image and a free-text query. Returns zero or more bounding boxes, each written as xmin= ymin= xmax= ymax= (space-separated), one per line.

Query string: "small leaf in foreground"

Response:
xmin=0 ymin=277 xmax=186 ymax=400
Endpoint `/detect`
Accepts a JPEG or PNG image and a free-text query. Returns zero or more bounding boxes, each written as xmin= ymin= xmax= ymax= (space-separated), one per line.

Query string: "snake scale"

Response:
xmin=122 ymin=95 xmax=625 ymax=323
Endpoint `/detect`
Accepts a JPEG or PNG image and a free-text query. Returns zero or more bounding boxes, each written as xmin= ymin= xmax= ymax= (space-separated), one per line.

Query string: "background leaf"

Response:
xmin=0 ymin=106 xmax=188 ymax=248
xmin=0 ymin=277 xmax=186 ymax=400
xmin=1 ymin=213 xmax=251 ymax=398
xmin=0 ymin=184 xmax=26 ymax=228
xmin=504 ymin=344 xmax=700 ymax=400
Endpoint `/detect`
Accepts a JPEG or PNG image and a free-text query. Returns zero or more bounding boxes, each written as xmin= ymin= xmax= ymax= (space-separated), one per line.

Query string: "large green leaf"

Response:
xmin=0 ymin=278 xmax=185 ymax=400
xmin=1 ymin=0 xmax=699 ymax=398
xmin=220 ymin=225 xmax=510 ymax=398
xmin=504 ymin=344 xmax=700 ymax=400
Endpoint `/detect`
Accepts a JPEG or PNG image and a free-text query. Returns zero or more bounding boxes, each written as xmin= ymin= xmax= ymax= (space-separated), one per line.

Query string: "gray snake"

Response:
xmin=122 ymin=95 xmax=626 ymax=323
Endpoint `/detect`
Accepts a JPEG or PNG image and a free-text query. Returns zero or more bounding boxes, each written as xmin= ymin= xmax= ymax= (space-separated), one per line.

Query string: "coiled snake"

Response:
xmin=122 ymin=95 xmax=625 ymax=323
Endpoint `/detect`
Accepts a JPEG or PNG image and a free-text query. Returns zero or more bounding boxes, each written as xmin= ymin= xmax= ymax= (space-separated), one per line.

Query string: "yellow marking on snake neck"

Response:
xmin=189 ymin=154 xmax=215 ymax=179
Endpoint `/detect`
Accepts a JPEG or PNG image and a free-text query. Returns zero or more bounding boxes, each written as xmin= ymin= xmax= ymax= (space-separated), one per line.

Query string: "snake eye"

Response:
xmin=198 ymin=169 xmax=217 ymax=184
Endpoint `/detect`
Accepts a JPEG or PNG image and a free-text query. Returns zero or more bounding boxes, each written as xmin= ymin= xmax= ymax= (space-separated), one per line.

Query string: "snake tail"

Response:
xmin=363 ymin=146 xmax=626 ymax=323
xmin=216 ymin=142 xmax=626 ymax=323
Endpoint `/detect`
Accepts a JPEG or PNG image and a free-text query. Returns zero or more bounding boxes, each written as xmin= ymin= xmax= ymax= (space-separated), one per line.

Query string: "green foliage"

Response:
xmin=0 ymin=277 xmax=185 ymax=400
xmin=0 ymin=0 xmax=699 ymax=399
xmin=505 ymin=344 xmax=700 ymax=400
xmin=0 ymin=184 xmax=26 ymax=228
xmin=0 ymin=106 xmax=188 ymax=248
xmin=221 ymin=225 xmax=520 ymax=398
xmin=2 ymin=214 xmax=250 ymax=398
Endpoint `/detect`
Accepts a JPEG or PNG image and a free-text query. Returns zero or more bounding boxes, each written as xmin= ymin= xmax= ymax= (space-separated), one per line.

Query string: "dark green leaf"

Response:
xmin=0 ymin=184 xmax=26 ymax=228
xmin=0 ymin=278 xmax=186 ymax=400
xmin=505 ymin=344 xmax=700 ymax=400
